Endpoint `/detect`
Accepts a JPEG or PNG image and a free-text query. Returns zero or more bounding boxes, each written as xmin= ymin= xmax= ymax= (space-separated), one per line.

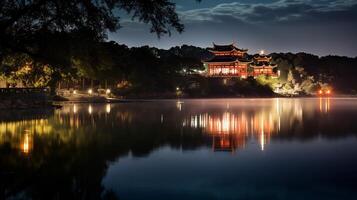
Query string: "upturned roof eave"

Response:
xmin=208 ymin=49 xmax=248 ymax=53
xmin=250 ymin=65 xmax=277 ymax=68
xmin=204 ymin=60 xmax=252 ymax=64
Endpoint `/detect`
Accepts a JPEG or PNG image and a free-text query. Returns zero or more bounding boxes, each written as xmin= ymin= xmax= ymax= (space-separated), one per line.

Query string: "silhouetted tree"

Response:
xmin=0 ymin=0 xmax=187 ymax=92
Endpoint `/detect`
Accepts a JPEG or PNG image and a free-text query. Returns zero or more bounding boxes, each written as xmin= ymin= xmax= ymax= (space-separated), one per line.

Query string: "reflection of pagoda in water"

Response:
xmin=182 ymin=99 xmax=306 ymax=152
xmin=0 ymin=98 xmax=320 ymax=156
xmin=212 ymin=133 xmax=246 ymax=152
xmin=182 ymin=111 xmax=276 ymax=152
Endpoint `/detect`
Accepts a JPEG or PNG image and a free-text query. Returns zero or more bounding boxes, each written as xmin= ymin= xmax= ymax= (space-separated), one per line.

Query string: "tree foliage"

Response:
xmin=0 ymin=0 xmax=187 ymax=91
xmin=271 ymin=53 xmax=357 ymax=94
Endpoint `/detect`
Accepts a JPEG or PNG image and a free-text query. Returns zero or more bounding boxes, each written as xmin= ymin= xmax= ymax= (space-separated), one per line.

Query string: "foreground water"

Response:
xmin=1 ymin=98 xmax=357 ymax=200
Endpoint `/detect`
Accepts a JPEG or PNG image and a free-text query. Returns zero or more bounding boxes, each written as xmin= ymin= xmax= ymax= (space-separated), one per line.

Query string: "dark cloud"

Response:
xmin=110 ymin=0 xmax=357 ymax=57
xmin=178 ymin=0 xmax=357 ymax=24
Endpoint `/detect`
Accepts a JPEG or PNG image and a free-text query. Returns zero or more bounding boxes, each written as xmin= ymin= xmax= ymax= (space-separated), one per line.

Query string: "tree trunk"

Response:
xmin=82 ymin=77 xmax=85 ymax=90
xmin=48 ymin=71 xmax=61 ymax=96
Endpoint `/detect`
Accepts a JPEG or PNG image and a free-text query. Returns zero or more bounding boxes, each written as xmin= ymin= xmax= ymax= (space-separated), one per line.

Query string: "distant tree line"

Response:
xmin=2 ymin=40 xmax=357 ymax=96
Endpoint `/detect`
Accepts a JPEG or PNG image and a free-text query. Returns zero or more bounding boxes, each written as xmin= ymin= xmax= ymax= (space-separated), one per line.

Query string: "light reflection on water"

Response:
xmin=0 ymin=98 xmax=347 ymax=156
xmin=1 ymin=98 xmax=357 ymax=200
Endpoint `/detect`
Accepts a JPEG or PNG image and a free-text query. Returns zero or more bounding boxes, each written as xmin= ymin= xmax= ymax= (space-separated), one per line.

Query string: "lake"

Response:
xmin=1 ymin=98 xmax=357 ymax=200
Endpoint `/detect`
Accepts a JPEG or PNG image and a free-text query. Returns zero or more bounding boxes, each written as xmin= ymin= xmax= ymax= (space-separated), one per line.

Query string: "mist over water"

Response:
xmin=1 ymin=98 xmax=357 ymax=200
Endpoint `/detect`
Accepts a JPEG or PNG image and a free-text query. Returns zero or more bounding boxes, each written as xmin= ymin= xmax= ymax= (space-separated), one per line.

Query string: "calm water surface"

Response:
xmin=1 ymin=98 xmax=357 ymax=200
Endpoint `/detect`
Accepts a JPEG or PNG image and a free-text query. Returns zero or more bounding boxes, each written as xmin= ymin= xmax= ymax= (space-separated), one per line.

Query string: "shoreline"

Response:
xmin=55 ymin=95 xmax=357 ymax=104
xmin=2 ymin=95 xmax=357 ymax=110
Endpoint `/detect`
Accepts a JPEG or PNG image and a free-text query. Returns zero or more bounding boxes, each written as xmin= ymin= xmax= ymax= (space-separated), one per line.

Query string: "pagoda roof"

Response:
xmin=204 ymin=56 xmax=252 ymax=63
xmin=251 ymin=61 xmax=277 ymax=67
xmin=238 ymin=58 xmax=252 ymax=63
xmin=204 ymin=56 xmax=237 ymax=63
xmin=208 ymin=43 xmax=248 ymax=52
xmin=254 ymin=54 xmax=272 ymax=59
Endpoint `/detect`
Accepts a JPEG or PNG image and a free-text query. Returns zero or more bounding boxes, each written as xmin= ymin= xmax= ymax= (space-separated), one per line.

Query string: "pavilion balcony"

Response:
xmin=206 ymin=72 xmax=248 ymax=78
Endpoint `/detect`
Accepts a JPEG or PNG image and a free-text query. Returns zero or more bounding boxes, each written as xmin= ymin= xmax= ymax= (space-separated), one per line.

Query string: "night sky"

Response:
xmin=109 ymin=0 xmax=357 ymax=57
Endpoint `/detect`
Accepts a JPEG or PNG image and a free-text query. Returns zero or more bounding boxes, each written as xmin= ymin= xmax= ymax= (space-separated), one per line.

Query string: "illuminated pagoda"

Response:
xmin=250 ymin=50 xmax=278 ymax=77
xmin=204 ymin=43 xmax=252 ymax=78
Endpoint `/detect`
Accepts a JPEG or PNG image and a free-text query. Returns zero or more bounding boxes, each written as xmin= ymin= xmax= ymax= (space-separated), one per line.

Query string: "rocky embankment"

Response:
xmin=0 ymin=89 xmax=54 ymax=109
xmin=0 ymin=98 xmax=54 ymax=109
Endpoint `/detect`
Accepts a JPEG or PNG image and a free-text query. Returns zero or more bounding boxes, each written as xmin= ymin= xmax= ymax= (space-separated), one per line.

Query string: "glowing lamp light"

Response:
xmin=260 ymin=50 xmax=265 ymax=55
xmin=22 ymin=134 xmax=30 ymax=154
xmin=326 ymin=90 xmax=331 ymax=94
xmin=106 ymin=89 xmax=111 ymax=94
xmin=73 ymin=104 xmax=77 ymax=113
xmin=73 ymin=90 xmax=77 ymax=94
xmin=88 ymin=105 xmax=92 ymax=114
xmin=223 ymin=79 xmax=227 ymax=85
xmin=318 ymin=90 xmax=323 ymax=95
xmin=88 ymin=89 xmax=93 ymax=95
xmin=21 ymin=131 xmax=32 ymax=154
xmin=106 ymin=104 xmax=111 ymax=113
xmin=176 ymin=87 xmax=180 ymax=91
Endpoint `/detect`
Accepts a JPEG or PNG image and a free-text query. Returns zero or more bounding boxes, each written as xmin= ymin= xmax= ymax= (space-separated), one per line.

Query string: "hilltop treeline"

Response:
xmin=1 ymin=40 xmax=357 ymax=96
xmin=0 ymin=42 xmax=207 ymax=94
xmin=0 ymin=0 xmax=193 ymax=96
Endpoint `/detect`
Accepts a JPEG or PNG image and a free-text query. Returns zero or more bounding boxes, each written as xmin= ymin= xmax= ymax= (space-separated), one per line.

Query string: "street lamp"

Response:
xmin=175 ymin=87 xmax=182 ymax=97
xmin=106 ymin=89 xmax=111 ymax=94
xmin=88 ymin=88 xmax=93 ymax=95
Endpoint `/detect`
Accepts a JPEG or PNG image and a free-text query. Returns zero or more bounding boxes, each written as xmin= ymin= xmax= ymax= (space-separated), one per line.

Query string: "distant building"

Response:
xmin=251 ymin=51 xmax=278 ymax=77
xmin=203 ymin=43 xmax=278 ymax=78
xmin=204 ymin=43 xmax=251 ymax=78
